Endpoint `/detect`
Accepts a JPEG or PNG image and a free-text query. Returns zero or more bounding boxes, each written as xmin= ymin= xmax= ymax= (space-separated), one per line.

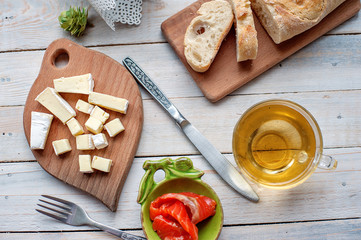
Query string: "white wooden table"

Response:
xmin=1 ymin=1 xmax=361 ymax=239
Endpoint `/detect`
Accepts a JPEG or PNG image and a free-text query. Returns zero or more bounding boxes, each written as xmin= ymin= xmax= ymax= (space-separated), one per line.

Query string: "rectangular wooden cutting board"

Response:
xmin=161 ymin=0 xmax=361 ymax=102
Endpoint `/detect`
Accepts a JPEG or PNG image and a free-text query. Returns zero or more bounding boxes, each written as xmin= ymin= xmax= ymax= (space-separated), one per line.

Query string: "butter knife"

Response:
xmin=122 ymin=57 xmax=259 ymax=202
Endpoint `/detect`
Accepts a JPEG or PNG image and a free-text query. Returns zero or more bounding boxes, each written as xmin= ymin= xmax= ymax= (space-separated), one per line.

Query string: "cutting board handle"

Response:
xmin=41 ymin=38 xmax=84 ymax=75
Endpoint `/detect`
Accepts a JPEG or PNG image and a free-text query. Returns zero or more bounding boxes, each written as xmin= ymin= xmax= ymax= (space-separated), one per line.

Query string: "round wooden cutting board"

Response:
xmin=23 ymin=38 xmax=143 ymax=212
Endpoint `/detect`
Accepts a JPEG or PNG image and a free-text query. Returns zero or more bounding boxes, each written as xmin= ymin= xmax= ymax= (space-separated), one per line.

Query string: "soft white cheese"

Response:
xmin=52 ymin=139 xmax=72 ymax=156
xmin=92 ymin=156 xmax=112 ymax=172
xmin=88 ymin=92 xmax=129 ymax=114
xmin=104 ymin=118 xmax=125 ymax=137
xmin=53 ymin=73 xmax=94 ymax=94
xmin=30 ymin=111 xmax=54 ymax=149
xmin=75 ymin=99 xmax=94 ymax=114
xmin=91 ymin=133 xmax=108 ymax=149
xmin=90 ymin=106 xmax=109 ymax=124
xmin=66 ymin=117 xmax=84 ymax=136
xmin=35 ymin=87 xmax=76 ymax=124
xmin=85 ymin=116 xmax=103 ymax=134
xmin=79 ymin=155 xmax=93 ymax=173
xmin=76 ymin=134 xmax=95 ymax=150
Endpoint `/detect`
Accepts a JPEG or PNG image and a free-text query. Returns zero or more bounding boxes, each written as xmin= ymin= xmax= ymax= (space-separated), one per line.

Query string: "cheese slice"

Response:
xmin=30 ymin=111 xmax=53 ymax=149
xmin=53 ymin=73 xmax=94 ymax=94
xmin=85 ymin=116 xmax=103 ymax=134
xmin=76 ymin=134 xmax=95 ymax=150
xmin=75 ymin=99 xmax=94 ymax=114
xmin=52 ymin=139 xmax=72 ymax=156
xmin=79 ymin=155 xmax=93 ymax=173
xmin=92 ymin=156 xmax=112 ymax=172
xmin=66 ymin=117 xmax=84 ymax=136
xmin=104 ymin=118 xmax=125 ymax=137
xmin=88 ymin=92 xmax=129 ymax=114
xmin=35 ymin=87 xmax=76 ymax=124
xmin=90 ymin=106 xmax=109 ymax=124
xmin=91 ymin=133 xmax=108 ymax=149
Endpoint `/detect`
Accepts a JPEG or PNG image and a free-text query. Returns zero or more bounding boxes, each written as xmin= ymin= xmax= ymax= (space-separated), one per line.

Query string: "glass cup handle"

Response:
xmin=318 ymin=154 xmax=337 ymax=170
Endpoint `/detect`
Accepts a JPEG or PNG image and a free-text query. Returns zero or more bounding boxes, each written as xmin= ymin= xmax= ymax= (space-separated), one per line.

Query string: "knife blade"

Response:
xmin=122 ymin=57 xmax=259 ymax=202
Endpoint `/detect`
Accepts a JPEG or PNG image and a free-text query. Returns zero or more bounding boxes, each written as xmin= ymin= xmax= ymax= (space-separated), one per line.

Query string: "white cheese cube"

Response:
xmin=66 ymin=118 xmax=84 ymax=136
xmin=85 ymin=116 xmax=103 ymax=134
xmin=90 ymin=106 xmax=109 ymax=124
xmin=91 ymin=133 xmax=108 ymax=149
xmin=104 ymin=118 xmax=125 ymax=137
xmin=79 ymin=155 xmax=93 ymax=173
xmin=35 ymin=87 xmax=76 ymax=124
xmin=76 ymin=134 xmax=95 ymax=150
xmin=88 ymin=92 xmax=129 ymax=114
xmin=52 ymin=139 xmax=72 ymax=156
xmin=75 ymin=99 xmax=94 ymax=114
xmin=30 ymin=111 xmax=53 ymax=149
xmin=53 ymin=73 xmax=94 ymax=94
xmin=92 ymin=156 xmax=112 ymax=172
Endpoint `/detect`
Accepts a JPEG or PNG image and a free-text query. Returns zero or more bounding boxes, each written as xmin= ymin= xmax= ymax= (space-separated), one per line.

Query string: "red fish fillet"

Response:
xmin=150 ymin=192 xmax=217 ymax=224
xmin=151 ymin=200 xmax=198 ymax=240
xmin=153 ymin=215 xmax=192 ymax=240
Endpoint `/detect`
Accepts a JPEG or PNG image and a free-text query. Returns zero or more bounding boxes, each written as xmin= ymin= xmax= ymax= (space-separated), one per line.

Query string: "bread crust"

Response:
xmin=251 ymin=0 xmax=347 ymax=44
xmin=184 ymin=0 xmax=234 ymax=72
xmin=229 ymin=0 xmax=258 ymax=61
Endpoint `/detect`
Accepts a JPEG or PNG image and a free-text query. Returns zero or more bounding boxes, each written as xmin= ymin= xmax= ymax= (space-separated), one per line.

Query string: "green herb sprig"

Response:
xmin=59 ymin=6 xmax=88 ymax=37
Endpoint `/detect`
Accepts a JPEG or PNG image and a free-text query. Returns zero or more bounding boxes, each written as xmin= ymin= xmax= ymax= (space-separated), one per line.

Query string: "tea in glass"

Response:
xmin=232 ymin=100 xmax=324 ymax=188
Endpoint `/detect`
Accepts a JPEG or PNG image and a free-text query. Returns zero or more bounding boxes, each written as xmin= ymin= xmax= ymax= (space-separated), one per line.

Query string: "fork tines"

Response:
xmin=36 ymin=195 xmax=72 ymax=223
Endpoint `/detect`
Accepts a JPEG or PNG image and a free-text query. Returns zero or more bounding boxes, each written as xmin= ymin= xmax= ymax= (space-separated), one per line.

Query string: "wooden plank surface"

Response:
xmin=1 ymin=218 xmax=361 ymax=239
xmin=1 ymin=0 xmax=361 ymax=239
xmin=0 ymin=147 xmax=360 ymax=231
xmin=1 ymin=34 xmax=361 ymax=107
xmin=0 ymin=1 xmax=360 ymax=53
xmin=0 ymin=0 xmax=196 ymax=52
xmin=2 ymin=89 xmax=361 ymax=161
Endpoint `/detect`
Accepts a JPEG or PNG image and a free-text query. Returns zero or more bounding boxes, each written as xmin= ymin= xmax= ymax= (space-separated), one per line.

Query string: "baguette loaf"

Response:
xmin=228 ymin=0 xmax=258 ymax=61
xmin=251 ymin=0 xmax=347 ymax=44
xmin=184 ymin=0 xmax=234 ymax=72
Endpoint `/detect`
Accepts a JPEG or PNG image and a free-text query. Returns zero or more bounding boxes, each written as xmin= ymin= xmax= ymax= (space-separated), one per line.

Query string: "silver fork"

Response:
xmin=36 ymin=195 xmax=146 ymax=240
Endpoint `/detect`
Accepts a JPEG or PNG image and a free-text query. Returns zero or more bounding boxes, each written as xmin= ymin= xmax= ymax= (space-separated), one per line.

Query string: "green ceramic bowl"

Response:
xmin=137 ymin=157 xmax=223 ymax=240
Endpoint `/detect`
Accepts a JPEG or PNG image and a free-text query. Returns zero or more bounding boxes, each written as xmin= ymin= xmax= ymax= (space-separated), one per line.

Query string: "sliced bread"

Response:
xmin=251 ymin=0 xmax=347 ymax=44
xmin=228 ymin=0 xmax=258 ymax=61
xmin=184 ymin=0 xmax=234 ymax=72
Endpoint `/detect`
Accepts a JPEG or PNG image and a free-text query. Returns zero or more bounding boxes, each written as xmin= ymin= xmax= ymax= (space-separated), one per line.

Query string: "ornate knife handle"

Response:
xmin=122 ymin=57 xmax=186 ymax=126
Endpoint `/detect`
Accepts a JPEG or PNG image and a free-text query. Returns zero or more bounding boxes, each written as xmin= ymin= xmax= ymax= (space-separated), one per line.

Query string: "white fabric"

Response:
xmin=88 ymin=0 xmax=142 ymax=30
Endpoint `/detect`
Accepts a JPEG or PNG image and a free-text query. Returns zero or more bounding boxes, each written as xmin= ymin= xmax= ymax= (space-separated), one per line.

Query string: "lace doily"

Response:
xmin=88 ymin=0 xmax=142 ymax=30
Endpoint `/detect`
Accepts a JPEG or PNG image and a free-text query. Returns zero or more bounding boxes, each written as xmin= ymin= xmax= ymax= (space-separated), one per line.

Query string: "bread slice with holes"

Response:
xmin=184 ymin=0 xmax=234 ymax=72
xmin=228 ymin=0 xmax=258 ymax=61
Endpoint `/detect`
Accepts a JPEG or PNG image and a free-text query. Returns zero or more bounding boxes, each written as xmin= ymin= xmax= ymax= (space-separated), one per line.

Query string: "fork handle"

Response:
xmin=90 ymin=220 xmax=147 ymax=239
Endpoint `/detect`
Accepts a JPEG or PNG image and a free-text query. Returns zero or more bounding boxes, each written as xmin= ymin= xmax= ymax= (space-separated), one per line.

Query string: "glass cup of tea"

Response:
xmin=232 ymin=99 xmax=337 ymax=189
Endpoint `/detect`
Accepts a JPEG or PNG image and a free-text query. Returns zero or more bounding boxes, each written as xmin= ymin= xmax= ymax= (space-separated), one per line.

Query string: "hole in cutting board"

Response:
xmin=52 ymin=49 xmax=69 ymax=69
